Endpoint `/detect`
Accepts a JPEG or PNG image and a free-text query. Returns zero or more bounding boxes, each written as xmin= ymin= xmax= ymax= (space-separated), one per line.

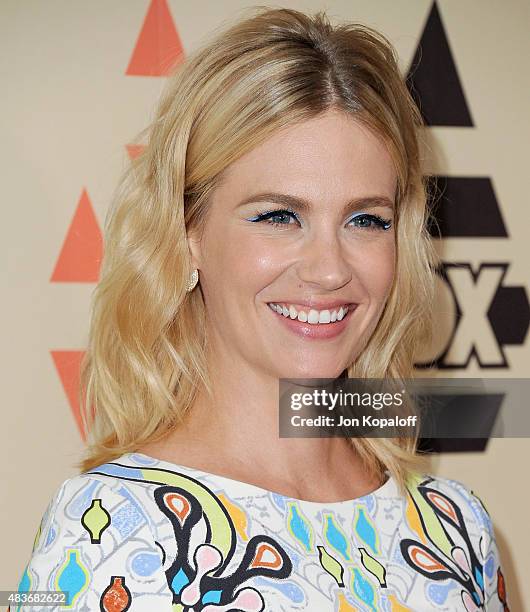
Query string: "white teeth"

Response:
xmin=297 ymin=310 xmax=308 ymax=322
xmin=268 ymin=302 xmax=350 ymax=325
xmin=318 ymin=310 xmax=331 ymax=323
xmin=307 ymin=309 xmax=319 ymax=324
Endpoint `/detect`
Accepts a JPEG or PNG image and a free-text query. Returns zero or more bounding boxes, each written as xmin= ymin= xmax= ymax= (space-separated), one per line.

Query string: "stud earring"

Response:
xmin=186 ymin=268 xmax=199 ymax=292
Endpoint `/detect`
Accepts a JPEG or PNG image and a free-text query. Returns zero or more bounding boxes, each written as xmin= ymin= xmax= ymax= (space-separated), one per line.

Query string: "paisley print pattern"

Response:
xmin=13 ymin=452 xmax=508 ymax=610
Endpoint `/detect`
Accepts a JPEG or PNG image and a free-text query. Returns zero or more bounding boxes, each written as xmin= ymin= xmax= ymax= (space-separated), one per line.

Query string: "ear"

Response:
xmin=186 ymin=226 xmax=203 ymax=270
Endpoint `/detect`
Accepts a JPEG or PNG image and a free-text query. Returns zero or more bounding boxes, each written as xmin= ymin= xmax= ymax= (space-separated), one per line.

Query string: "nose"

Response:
xmin=295 ymin=230 xmax=352 ymax=291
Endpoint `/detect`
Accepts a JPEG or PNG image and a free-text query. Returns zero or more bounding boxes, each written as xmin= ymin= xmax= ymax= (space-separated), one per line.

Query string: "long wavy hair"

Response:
xmin=77 ymin=6 xmax=438 ymax=491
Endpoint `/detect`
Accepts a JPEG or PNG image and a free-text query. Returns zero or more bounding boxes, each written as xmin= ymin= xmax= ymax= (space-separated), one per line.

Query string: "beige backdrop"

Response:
xmin=2 ymin=1 xmax=528 ymax=610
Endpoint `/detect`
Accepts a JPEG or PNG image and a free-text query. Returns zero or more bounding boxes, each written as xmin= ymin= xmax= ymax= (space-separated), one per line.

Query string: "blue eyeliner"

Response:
xmin=347 ymin=212 xmax=392 ymax=230
xmin=246 ymin=207 xmax=299 ymax=224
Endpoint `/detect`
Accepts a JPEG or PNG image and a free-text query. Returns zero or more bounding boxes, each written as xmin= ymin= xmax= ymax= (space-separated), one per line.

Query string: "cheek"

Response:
xmin=232 ymin=244 xmax=283 ymax=279
xmin=353 ymin=238 xmax=395 ymax=300
xmin=202 ymin=228 xmax=285 ymax=294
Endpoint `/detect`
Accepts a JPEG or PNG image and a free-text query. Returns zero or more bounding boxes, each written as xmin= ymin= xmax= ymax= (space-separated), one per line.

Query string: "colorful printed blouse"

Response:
xmin=14 ymin=452 xmax=509 ymax=611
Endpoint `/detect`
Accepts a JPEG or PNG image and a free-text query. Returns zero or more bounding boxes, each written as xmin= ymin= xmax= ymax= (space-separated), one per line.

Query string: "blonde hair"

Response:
xmin=77 ymin=6 xmax=438 ymax=491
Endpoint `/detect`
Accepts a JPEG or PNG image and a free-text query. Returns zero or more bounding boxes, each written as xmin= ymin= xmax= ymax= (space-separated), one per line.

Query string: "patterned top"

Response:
xmin=14 ymin=452 xmax=509 ymax=611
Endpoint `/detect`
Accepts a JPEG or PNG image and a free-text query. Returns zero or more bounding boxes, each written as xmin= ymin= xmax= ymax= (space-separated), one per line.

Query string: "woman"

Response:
xmin=15 ymin=7 xmax=508 ymax=611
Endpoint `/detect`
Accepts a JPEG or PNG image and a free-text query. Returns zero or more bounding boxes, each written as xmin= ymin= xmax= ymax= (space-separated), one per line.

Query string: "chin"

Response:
xmin=278 ymin=363 xmax=346 ymax=380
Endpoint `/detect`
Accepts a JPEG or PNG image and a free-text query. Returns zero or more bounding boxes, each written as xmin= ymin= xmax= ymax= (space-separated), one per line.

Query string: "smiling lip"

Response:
xmin=269 ymin=299 xmax=355 ymax=310
xmin=267 ymin=302 xmax=357 ymax=340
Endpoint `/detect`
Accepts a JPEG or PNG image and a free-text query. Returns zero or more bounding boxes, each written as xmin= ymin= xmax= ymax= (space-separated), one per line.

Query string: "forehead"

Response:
xmin=216 ymin=111 xmax=397 ymax=203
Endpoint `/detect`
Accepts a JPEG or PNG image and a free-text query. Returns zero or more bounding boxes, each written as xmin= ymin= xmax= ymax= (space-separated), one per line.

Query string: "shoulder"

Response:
xmin=406 ymin=471 xmax=493 ymax=530
xmin=32 ymin=469 xmax=170 ymax=556
xmin=16 ymin=472 xmax=173 ymax=610
xmin=33 ymin=470 xmax=155 ymax=542
xmin=403 ymin=471 xmax=498 ymax=552
xmin=42 ymin=470 xmax=131 ymax=509
xmin=402 ymin=472 xmax=509 ymax=610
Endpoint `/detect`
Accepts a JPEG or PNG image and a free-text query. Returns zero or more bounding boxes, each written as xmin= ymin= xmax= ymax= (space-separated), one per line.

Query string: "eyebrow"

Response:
xmin=237 ymin=192 xmax=394 ymax=215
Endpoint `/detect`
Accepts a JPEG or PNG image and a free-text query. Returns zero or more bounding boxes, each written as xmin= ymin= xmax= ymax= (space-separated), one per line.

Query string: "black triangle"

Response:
xmin=426 ymin=176 xmax=507 ymax=237
xmin=407 ymin=2 xmax=474 ymax=126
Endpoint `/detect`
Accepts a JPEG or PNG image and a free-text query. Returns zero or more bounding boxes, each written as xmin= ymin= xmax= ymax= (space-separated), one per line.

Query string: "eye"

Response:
xmin=246 ymin=208 xmax=300 ymax=227
xmin=347 ymin=213 xmax=392 ymax=231
xmin=246 ymin=209 xmax=392 ymax=231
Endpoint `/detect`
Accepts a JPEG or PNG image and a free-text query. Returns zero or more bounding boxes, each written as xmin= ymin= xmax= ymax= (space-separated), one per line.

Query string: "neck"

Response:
xmin=145 ymin=342 xmax=380 ymax=501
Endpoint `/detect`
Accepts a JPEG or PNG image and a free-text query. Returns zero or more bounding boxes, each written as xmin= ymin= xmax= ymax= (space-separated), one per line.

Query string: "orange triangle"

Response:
xmin=126 ymin=143 xmax=145 ymax=160
xmin=126 ymin=0 xmax=184 ymax=76
xmin=50 ymin=188 xmax=103 ymax=283
xmin=51 ymin=350 xmax=88 ymax=440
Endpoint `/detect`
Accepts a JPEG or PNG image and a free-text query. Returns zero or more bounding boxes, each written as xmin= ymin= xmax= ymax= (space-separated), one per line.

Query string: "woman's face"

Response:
xmin=188 ymin=110 xmax=397 ymax=379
